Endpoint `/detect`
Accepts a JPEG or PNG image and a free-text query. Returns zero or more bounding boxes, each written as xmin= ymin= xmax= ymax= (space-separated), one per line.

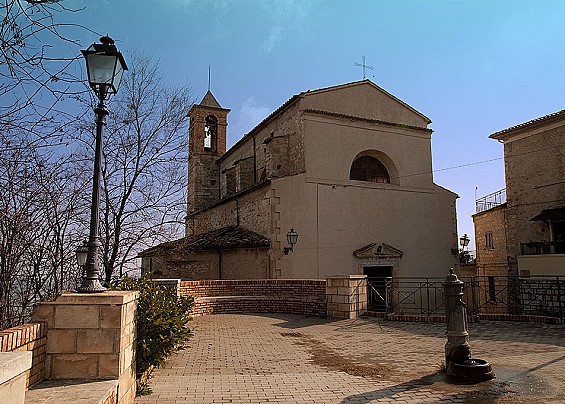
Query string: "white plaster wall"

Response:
xmin=272 ymin=173 xmax=457 ymax=279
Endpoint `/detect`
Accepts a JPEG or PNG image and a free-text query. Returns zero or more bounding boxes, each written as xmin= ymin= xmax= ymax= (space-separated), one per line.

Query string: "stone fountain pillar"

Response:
xmin=443 ymin=269 xmax=494 ymax=382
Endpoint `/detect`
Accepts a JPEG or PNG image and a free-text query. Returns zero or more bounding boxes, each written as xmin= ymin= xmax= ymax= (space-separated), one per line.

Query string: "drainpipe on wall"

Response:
xmin=235 ymin=198 xmax=240 ymax=226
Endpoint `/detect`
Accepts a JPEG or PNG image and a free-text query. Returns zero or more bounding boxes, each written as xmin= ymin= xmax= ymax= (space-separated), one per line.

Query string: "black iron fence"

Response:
xmin=367 ymin=275 xmax=564 ymax=321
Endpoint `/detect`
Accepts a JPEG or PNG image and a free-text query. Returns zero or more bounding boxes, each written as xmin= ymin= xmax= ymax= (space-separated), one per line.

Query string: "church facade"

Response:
xmin=140 ymin=80 xmax=459 ymax=280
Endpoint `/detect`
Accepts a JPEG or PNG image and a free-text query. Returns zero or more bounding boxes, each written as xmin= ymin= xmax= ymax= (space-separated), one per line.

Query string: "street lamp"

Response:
xmin=75 ymin=240 xmax=89 ymax=267
xmin=77 ymin=36 xmax=127 ymax=293
xmin=283 ymin=228 xmax=299 ymax=255
xmin=459 ymin=234 xmax=470 ymax=251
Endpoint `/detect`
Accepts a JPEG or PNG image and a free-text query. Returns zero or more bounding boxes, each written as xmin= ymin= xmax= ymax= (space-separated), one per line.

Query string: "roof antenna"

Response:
xmin=208 ymin=65 xmax=211 ymax=91
xmin=354 ymin=56 xmax=373 ymax=80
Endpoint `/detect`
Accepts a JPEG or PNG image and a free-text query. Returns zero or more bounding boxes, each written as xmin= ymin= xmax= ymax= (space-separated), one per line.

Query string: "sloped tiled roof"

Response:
xmin=199 ymin=90 xmax=222 ymax=108
xmin=139 ymin=225 xmax=270 ymax=257
xmin=490 ymin=109 xmax=565 ymax=139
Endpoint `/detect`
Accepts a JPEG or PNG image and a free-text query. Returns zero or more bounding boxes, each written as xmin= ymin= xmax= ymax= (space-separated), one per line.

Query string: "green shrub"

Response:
xmin=112 ymin=275 xmax=194 ymax=377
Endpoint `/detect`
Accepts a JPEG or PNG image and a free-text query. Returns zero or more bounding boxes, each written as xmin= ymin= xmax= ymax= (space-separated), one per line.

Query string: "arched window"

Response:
xmin=349 ymin=155 xmax=390 ymax=183
xmin=204 ymin=115 xmax=217 ymax=149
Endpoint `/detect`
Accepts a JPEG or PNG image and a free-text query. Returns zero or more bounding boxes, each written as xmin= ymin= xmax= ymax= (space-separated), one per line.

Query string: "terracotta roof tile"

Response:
xmin=490 ymin=109 xmax=565 ymax=139
xmin=139 ymin=226 xmax=270 ymax=257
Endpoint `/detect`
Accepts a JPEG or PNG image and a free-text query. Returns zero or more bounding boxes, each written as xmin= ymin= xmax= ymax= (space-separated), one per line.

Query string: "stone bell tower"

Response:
xmin=187 ymin=90 xmax=230 ymax=217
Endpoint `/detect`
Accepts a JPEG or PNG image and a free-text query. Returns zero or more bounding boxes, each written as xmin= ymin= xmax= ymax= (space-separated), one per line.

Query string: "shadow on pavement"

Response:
xmin=339 ymin=372 xmax=513 ymax=403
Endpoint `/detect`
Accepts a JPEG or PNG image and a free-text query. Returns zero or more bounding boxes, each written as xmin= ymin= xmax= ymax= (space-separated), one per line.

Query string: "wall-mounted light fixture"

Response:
xmin=283 ymin=228 xmax=299 ymax=255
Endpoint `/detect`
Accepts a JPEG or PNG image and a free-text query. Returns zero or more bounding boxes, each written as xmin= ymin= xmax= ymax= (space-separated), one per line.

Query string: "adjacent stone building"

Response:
xmin=141 ymin=80 xmax=459 ymax=280
xmin=474 ymin=109 xmax=565 ymax=277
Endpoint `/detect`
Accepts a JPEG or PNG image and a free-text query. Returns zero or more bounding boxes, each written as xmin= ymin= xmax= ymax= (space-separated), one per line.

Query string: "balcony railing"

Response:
xmin=475 ymin=188 xmax=506 ymax=213
xmin=521 ymin=241 xmax=565 ymax=255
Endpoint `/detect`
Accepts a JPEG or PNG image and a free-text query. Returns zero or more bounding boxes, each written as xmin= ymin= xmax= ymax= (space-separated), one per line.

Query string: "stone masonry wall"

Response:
xmin=218 ymin=100 xmax=305 ymax=195
xmin=473 ymin=203 xmax=508 ymax=276
xmin=326 ymin=275 xmax=368 ymax=319
xmin=504 ymin=125 xmax=565 ymax=260
xmin=192 ymin=184 xmax=272 ymax=237
xmin=32 ymin=291 xmax=138 ymax=404
xmin=518 ymin=277 xmax=565 ymax=317
xmin=0 ymin=323 xmax=46 ymax=387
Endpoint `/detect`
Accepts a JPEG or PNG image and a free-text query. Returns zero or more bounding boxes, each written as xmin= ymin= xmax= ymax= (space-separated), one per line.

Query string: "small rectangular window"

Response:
xmin=485 ymin=232 xmax=494 ymax=249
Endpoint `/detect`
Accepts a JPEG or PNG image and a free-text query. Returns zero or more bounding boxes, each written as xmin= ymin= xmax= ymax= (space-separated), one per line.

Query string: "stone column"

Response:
xmin=32 ymin=291 xmax=138 ymax=404
xmin=326 ymin=275 xmax=367 ymax=319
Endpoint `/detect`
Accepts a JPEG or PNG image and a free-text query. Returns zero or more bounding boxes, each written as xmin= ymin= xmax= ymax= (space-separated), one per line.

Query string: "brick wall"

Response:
xmin=179 ymin=279 xmax=326 ymax=297
xmin=0 ymin=322 xmax=47 ymax=387
xmin=179 ymin=279 xmax=327 ymax=317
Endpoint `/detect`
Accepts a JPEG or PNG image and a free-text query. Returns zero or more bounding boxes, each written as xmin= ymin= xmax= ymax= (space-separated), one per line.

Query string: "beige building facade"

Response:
xmin=141 ymin=81 xmax=459 ymax=280
xmin=473 ymin=109 xmax=565 ymax=277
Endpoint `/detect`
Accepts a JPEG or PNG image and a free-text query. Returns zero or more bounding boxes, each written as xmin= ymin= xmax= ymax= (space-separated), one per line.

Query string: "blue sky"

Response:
xmin=61 ymin=0 xmax=565 ymax=250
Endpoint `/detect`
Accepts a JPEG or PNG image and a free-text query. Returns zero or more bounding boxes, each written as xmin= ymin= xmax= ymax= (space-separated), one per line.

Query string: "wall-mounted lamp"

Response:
xmin=283 ymin=228 xmax=299 ymax=255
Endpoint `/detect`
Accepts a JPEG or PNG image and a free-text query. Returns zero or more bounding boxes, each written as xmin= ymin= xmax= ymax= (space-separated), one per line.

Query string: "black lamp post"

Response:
xmin=283 ymin=228 xmax=299 ymax=255
xmin=77 ymin=36 xmax=127 ymax=293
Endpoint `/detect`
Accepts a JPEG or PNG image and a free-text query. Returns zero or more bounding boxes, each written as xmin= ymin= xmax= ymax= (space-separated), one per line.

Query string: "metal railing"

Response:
xmin=475 ymin=188 xmax=506 ymax=213
xmin=521 ymin=241 xmax=565 ymax=255
xmin=367 ymin=275 xmax=564 ymax=321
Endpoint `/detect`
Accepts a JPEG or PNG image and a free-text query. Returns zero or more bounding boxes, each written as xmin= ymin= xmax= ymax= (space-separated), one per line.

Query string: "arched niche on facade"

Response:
xmin=349 ymin=150 xmax=400 ymax=186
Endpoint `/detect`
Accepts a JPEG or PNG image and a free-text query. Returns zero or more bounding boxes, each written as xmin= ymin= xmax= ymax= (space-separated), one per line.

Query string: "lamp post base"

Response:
xmin=77 ymin=279 xmax=106 ymax=293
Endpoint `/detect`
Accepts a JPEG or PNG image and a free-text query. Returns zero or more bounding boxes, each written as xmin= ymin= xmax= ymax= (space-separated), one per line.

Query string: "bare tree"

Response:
xmin=0 ymin=0 xmax=91 ymax=142
xmin=0 ymin=132 xmax=85 ymax=328
xmin=76 ymin=53 xmax=193 ymax=283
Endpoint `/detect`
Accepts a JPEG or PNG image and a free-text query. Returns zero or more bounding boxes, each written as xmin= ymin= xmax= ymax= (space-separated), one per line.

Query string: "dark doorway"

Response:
xmin=364 ymin=266 xmax=393 ymax=311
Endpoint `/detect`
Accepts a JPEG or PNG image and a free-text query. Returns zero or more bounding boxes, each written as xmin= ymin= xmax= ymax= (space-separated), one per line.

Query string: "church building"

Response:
xmin=140 ymin=80 xmax=459 ymax=280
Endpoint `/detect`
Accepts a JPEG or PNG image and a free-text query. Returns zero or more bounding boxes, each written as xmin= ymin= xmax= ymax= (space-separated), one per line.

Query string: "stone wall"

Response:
xmin=518 ymin=277 xmax=565 ymax=317
xmin=0 ymin=323 xmax=46 ymax=387
xmin=326 ymin=275 xmax=368 ymax=319
xmin=218 ymin=100 xmax=305 ymax=189
xmin=192 ymin=184 xmax=272 ymax=237
xmin=145 ymin=251 xmax=220 ymax=280
xmin=473 ymin=203 xmax=508 ymax=276
xmin=187 ymin=103 xmax=229 ymax=214
xmin=32 ymin=291 xmax=138 ymax=404
xmin=504 ymin=125 xmax=565 ymax=260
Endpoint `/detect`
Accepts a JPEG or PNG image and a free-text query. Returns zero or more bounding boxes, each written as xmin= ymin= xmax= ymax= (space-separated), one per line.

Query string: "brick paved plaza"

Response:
xmin=135 ymin=314 xmax=565 ymax=403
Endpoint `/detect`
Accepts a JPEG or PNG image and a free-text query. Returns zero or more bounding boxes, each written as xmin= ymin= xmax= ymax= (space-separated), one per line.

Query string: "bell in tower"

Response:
xmin=187 ymin=90 xmax=230 ymax=216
